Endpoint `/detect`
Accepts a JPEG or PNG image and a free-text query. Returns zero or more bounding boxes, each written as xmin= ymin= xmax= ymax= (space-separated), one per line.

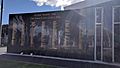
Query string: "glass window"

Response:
xmin=96 ymin=8 xmax=103 ymax=23
xmin=114 ymin=24 xmax=120 ymax=62
xmin=96 ymin=25 xmax=102 ymax=60
xmin=114 ymin=6 xmax=120 ymax=62
xmin=114 ymin=7 xmax=120 ymax=23
xmin=103 ymin=29 xmax=112 ymax=48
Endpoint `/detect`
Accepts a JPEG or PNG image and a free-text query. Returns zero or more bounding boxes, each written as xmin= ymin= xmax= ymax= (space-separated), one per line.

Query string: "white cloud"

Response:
xmin=45 ymin=0 xmax=57 ymax=6
xmin=32 ymin=0 xmax=47 ymax=6
xmin=32 ymin=0 xmax=84 ymax=10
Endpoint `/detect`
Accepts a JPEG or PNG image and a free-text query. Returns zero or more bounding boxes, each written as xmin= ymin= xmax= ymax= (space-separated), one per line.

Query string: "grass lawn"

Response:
xmin=0 ymin=59 xmax=58 ymax=68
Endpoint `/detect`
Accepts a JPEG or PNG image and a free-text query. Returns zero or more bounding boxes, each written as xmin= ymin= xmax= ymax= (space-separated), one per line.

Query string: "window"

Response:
xmin=96 ymin=8 xmax=103 ymax=23
xmin=113 ymin=6 xmax=120 ymax=62
xmin=114 ymin=7 xmax=120 ymax=23
xmin=95 ymin=7 xmax=103 ymax=61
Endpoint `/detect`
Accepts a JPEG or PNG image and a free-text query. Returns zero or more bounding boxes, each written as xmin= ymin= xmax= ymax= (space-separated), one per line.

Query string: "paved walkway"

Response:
xmin=0 ymin=47 xmax=120 ymax=68
xmin=0 ymin=53 xmax=120 ymax=68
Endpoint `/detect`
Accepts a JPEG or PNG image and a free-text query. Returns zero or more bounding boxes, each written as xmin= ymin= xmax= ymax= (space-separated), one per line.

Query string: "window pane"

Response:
xmin=114 ymin=7 xmax=120 ymax=22
xmin=103 ymin=28 xmax=112 ymax=62
xmin=96 ymin=8 xmax=103 ymax=23
xmin=96 ymin=25 xmax=101 ymax=60
xmin=114 ymin=24 xmax=120 ymax=62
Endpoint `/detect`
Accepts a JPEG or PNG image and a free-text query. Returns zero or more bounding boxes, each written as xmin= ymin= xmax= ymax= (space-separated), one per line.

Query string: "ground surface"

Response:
xmin=0 ymin=47 xmax=60 ymax=68
xmin=0 ymin=47 xmax=120 ymax=68
xmin=0 ymin=59 xmax=58 ymax=68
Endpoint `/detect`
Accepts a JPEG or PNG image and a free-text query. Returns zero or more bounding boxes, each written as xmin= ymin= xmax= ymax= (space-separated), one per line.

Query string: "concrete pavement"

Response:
xmin=0 ymin=53 xmax=120 ymax=68
xmin=0 ymin=47 xmax=120 ymax=68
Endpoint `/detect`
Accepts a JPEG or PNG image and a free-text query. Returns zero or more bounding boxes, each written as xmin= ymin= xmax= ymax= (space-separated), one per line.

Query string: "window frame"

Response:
xmin=95 ymin=7 xmax=104 ymax=61
xmin=112 ymin=5 xmax=120 ymax=62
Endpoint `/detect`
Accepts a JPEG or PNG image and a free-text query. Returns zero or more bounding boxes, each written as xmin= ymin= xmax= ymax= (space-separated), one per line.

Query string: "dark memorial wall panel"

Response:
xmin=8 ymin=10 xmax=94 ymax=60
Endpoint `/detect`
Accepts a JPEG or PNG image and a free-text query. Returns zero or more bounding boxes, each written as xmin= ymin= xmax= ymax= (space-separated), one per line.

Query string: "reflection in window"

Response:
xmin=114 ymin=6 xmax=120 ymax=62
xmin=114 ymin=7 xmax=120 ymax=23
xmin=96 ymin=8 xmax=103 ymax=23
xmin=103 ymin=28 xmax=112 ymax=48
xmin=114 ymin=24 xmax=120 ymax=46
xmin=96 ymin=25 xmax=101 ymax=60
xmin=103 ymin=28 xmax=112 ymax=62
xmin=114 ymin=24 xmax=120 ymax=62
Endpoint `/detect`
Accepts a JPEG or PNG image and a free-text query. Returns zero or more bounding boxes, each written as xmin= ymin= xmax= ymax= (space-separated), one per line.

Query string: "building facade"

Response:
xmin=65 ymin=0 xmax=120 ymax=63
xmin=8 ymin=0 xmax=120 ymax=64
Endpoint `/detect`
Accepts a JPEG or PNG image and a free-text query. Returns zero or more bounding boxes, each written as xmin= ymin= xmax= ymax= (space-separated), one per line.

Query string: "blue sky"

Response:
xmin=3 ymin=0 xmax=61 ymax=24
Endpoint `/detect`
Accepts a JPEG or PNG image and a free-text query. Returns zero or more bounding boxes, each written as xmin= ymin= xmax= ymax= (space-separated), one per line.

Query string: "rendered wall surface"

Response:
xmin=65 ymin=0 xmax=120 ymax=63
